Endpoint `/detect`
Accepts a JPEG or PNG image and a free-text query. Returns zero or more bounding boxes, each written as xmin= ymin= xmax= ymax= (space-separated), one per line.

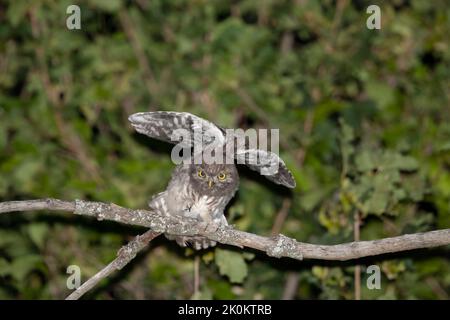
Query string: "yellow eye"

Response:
xmin=218 ymin=172 xmax=226 ymax=181
xmin=198 ymin=170 xmax=205 ymax=178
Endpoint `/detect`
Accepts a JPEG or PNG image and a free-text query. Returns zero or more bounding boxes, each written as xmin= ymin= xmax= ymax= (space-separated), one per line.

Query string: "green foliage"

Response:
xmin=0 ymin=0 xmax=449 ymax=299
xmin=214 ymin=249 xmax=254 ymax=284
xmin=339 ymin=119 xmax=424 ymax=217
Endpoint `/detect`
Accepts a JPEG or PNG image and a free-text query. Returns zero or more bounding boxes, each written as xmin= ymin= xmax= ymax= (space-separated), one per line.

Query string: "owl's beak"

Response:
xmin=208 ymin=180 xmax=214 ymax=188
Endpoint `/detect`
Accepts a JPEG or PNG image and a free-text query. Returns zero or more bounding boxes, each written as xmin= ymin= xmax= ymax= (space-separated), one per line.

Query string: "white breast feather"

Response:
xmin=191 ymin=195 xmax=215 ymax=222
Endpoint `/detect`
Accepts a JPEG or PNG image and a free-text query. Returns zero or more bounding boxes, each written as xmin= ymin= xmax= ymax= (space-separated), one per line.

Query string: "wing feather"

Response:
xmin=235 ymin=149 xmax=296 ymax=188
xmin=129 ymin=111 xmax=296 ymax=188
xmin=128 ymin=111 xmax=225 ymax=148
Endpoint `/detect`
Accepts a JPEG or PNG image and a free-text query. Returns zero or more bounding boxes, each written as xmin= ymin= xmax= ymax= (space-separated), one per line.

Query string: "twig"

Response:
xmin=272 ymin=199 xmax=299 ymax=300
xmin=194 ymin=256 xmax=200 ymax=297
xmin=271 ymin=198 xmax=292 ymax=236
xmin=295 ymin=109 xmax=315 ymax=166
xmin=1 ymin=199 xmax=449 ymax=262
xmin=354 ymin=211 xmax=361 ymax=300
xmin=425 ymin=277 xmax=449 ymax=300
xmin=277 ymin=110 xmax=314 ymax=299
xmin=282 ymin=273 xmax=300 ymax=300
xmin=66 ymin=230 xmax=160 ymax=300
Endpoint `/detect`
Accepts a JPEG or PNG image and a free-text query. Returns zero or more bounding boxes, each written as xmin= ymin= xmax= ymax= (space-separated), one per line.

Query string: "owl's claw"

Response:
xmin=177 ymin=238 xmax=188 ymax=247
xmin=207 ymin=240 xmax=217 ymax=248
xmin=191 ymin=238 xmax=216 ymax=250
xmin=194 ymin=241 xmax=202 ymax=250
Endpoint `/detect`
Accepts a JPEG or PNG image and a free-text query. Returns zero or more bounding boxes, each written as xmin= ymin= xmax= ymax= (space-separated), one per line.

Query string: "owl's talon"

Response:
xmin=174 ymin=236 xmax=188 ymax=247
xmin=194 ymin=242 xmax=202 ymax=250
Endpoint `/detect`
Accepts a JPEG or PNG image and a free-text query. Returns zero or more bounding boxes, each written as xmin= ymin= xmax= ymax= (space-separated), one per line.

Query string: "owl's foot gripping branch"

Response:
xmin=1 ymin=198 xmax=449 ymax=300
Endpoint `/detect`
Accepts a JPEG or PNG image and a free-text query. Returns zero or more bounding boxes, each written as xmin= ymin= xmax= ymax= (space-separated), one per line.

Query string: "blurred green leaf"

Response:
xmin=27 ymin=223 xmax=49 ymax=249
xmin=215 ymin=248 xmax=248 ymax=284
xmin=9 ymin=255 xmax=43 ymax=282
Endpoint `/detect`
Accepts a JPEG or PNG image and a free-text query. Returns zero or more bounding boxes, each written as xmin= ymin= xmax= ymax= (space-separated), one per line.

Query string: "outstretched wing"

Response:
xmin=235 ymin=149 xmax=296 ymax=188
xmin=129 ymin=111 xmax=296 ymax=188
xmin=128 ymin=111 xmax=225 ymax=148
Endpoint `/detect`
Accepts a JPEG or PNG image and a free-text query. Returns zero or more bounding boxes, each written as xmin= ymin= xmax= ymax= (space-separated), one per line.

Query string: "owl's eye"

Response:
xmin=198 ymin=170 xmax=205 ymax=178
xmin=217 ymin=172 xmax=226 ymax=181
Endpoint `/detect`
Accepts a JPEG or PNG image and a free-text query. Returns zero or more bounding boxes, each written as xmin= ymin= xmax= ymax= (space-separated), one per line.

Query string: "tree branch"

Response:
xmin=66 ymin=230 xmax=160 ymax=300
xmin=1 ymin=199 xmax=449 ymax=262
xmin=2 ymin=198 xmax=449 ymax=299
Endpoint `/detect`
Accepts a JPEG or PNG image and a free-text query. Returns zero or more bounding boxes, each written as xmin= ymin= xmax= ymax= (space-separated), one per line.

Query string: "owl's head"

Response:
xmin=190 ymin=164 xmax=239 ymax=195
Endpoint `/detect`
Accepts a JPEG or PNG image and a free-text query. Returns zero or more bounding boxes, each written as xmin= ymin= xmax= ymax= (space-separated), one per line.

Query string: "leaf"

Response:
xmin=242 ymin=252 xmax=255 ymax=261
xmin=393 ymin=155 xmax=419 ymax=171
xmin=366 ymin=81 xmax=396 ymax=109
xmin=201 ymin=251 xmax=215 ymax=264
xmin=437 ymin=142 xmax=450 ymax=152
xmin=365 ymin=191 xmax=389 ymax=215
xmin=381 ymin=261 xmax=406 ymax=280
xmin=300 ymin=187 xmax=332 ymax=211
xmin=89 ymin=0 xmax=122 ymax=12
xmin=392 ymin=188 xmax=407 ymax=201
xmin=215 ymin=248 xmax=248 ymax=284
xmin=27 ymin=223 xmax=49 ymax=249
xmin=312 ymin=266 xmax=328 ymax=280
xmin=383 ymin=153 xmax=419 ymax=171
xmin=339 ymin=118 xmax=355 ymax=143
xmin=9 ymin=255 xmax=43 ymax=282
xmin=0 ymin=258 xmax=10 ymax=277
xmin=355 ymin=151 xmax=376 ymax=172
xmin=339 ymin=118 xmax=355 ymax=174
xmin=191 ymin=287 xmax=213 ymax=300
xmin=7 ymin=0 xmax=28 ymax=26
xmin=0 ymin=231 xmax=24 ymax=247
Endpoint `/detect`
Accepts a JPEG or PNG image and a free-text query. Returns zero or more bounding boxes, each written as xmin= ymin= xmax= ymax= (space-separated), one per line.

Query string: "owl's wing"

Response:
xmin=148 ymin=191 xmax=170 ymax=216
xmin=128 ymin=111 xmax=225 ymax=148
xmin=235 ymin=149 xmax=296 ymax=188
xmin=129 ymin=111 xmax=296 ymax=188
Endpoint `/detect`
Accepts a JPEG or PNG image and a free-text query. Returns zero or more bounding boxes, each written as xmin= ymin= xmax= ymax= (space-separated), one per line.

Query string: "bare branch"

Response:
xmin=1 ymin=199 xmax=449 ymax=262
xmin=66 ymin=230 xmax=160 ymax=300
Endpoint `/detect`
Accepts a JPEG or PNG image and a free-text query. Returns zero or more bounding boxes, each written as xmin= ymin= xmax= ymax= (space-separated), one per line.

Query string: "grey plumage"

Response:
xmin=129 ymin=111 xmax=296 ymax=250
xmin=148 ymin=164 xmax=238 ymax=249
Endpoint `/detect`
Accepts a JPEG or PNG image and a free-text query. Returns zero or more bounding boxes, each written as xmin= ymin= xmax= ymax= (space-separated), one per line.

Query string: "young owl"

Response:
xmin=128 ymin=111 xmax=295 ymax=249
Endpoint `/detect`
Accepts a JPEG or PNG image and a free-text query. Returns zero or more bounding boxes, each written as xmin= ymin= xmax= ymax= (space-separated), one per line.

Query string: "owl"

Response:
xmin=128 ymin=111 xmax=295 ymax=249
